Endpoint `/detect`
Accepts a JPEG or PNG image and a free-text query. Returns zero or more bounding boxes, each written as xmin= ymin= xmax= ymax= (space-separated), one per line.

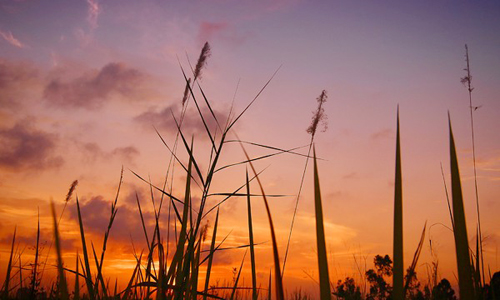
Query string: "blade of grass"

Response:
xmin=239 ymin=140 xmax=285 ymax=300
xmin=404 ymin=221 xmax=426 ymax=296
xmin=312 ymin=146 xmax=332 ymax=299
xmin=30 ymin=209 xmax=40 ymax=298
xmin=246 ymin=169 xmax=258 ymax=300
xmin=227 ymin=66 xmax=281 ymax=132
xmin=203 ymin=208 xmax=219 ymax=300
xmin=1 ymin=227 xmax=16 ymax=299
xmin=75 ymin=196 xmax=95 ymax=299
xmin=229 ymin=250 xmax=247 ymax=300
xmin=449 ymin=114 xmax=475 ymax=299
xmin=51 ymin=201 xmax=69 ymax=300
xmin=393 ymin=107 xmax=404 ymax=300
xmin=268 ymin=270 xmax=272 ymax=300
xmin=75 ymin=252 xmax=80 ymax=300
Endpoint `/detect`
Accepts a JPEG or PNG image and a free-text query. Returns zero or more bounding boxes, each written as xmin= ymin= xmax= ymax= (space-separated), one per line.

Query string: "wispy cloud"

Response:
xmin=0 ymin=59 xmax=40 ymax=112
xmin=197 ymin=21 xmax=247 ymax=47
xmin=0 ymin=29 xmax=25 ymax=48
xmin=86 ymin=0 xmax=101 ymax=30
xmin=43 ymin=62 xmax=149 ymax=109
xmin=371 ymin=128 xmax=393 ymax=141
xmin=80 ymin=142 xmax=140 ymax=166
xmin=0 ymin=121 xmax=64 ymax=171
xmin=134 ymin=103 xmax=227 ymax=139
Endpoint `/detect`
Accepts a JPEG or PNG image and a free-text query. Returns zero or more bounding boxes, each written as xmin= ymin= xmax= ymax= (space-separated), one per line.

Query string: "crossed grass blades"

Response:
xmin=2 ymin=43 xmax=499 ymax=299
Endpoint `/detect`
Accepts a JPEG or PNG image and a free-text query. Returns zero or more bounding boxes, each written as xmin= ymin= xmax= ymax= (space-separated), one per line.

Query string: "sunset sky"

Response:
xmin=1 ymin=0 xmax=500 ymax=296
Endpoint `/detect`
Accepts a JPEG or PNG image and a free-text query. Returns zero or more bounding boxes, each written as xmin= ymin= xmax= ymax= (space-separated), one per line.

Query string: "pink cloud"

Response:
xmin=0 ymin=30 xmax=25 ymax=48
xmin=197 ymin=21 xmax=247 ymax=46
xmin=87 ymin=0 xmax=101 ymax=30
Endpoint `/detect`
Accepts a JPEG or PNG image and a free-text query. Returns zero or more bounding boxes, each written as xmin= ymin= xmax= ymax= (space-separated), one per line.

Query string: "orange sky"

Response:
xmin=1 ymin=0 xmax=500 ymax=297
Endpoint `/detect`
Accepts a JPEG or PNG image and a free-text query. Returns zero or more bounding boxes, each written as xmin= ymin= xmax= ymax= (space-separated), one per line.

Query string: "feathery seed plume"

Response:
xmin=65 ymin=180 xmax=78 ymax=203
xmin=306 ymin=90 xmax=328 ymax=137
xmin=194 ymin=42 xmax=211 ymax=81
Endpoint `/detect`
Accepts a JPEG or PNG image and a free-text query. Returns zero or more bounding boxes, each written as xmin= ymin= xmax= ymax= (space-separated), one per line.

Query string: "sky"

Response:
xmin=1 ymin=0 xmax=500 ymax=296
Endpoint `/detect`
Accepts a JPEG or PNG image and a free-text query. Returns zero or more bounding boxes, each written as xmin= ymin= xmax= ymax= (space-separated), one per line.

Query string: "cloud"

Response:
xmin=86 ymin=0 xmax=101 ymax=30
xmin=43 ymin=62 xmax=149 ymax=109
xmin=371 ymin=128 xmax=393 ymax=141
xmin=80 ymin=142 xmax=140 ymax=165
xmin=0 ymin=122 xmax=64 ymax=171
xmin=135 ymin=103 xmax=228 ymax=139
xmin=68 ymin=195 xmax=163 ymax=243
xmin=0 ymin=29 xmax=25 ymax=48
xmin=0 ymin=59 xmax=40 ymax=112
xmin=197 ymin=22 xmax=247 ymax=47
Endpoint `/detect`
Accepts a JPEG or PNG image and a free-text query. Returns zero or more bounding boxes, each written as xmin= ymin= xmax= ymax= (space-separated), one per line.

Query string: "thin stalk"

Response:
xmin=246 ymin=170 xmax=258 ymax=300
xmin=283 ymin=90 xmax=327 ymax=276
xmin=462 ymin=44 xmax=484 ymax=285
xmin=30 ymin=209 xmax=40 ymax=298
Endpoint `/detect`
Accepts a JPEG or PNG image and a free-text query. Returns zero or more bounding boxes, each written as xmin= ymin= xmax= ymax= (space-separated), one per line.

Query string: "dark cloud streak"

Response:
xmin=43 ymin=62 xmax=148 ymax=109
xmin=0 ymin=122 xmax=64 ymax=171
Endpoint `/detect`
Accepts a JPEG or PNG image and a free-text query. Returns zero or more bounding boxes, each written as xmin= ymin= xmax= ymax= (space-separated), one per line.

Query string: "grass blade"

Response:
xmin=1 ymin=227 xmax=16 ymax=299
xmin=312 ymin=147 xmax=332 ymax=299
xmin=75 ymin=196 xmax=95 ymax=299
xmin=30 ymin=209 xmax=40 ymax=298
xmin=239 ymin=140 xmax=285 ymax=300
xmin=51 ymin=201 xmax=69 ymax=300
xmin=203 ymin=208 xmax=219 ymax=300
xmin=75 ymin=252 xmax=80 ymax=300
xmin=404 ymin=221 xmax=426 ymax=296
xmin=246 ymin=170 xmax=258 ymax=300
xmin=393 ymin=107 xmax=404 ymax=300
xmin=229 ymin=250 xmax=247 ymax=300
xmin=449 ymin=115 xmax=475 ymax=299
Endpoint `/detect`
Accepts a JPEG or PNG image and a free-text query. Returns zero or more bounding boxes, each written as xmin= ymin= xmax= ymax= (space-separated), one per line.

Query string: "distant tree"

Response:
xmin=405 ymin=267 xmax=425 ymax=299
xmin=366 ymin=255 xmax=393 ymax=299
xmin=333 ymin=277 xmax=362 ymax=300
xmin=431 ymin=279 xmax=456 ymax=300
xmin=486 ymin=271 xmax=500 ymax=300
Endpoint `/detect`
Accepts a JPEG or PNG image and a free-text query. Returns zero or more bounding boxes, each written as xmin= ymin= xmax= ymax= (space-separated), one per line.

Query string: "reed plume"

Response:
xmin=461 ymin=44 xmax=485 ymax=286
xmin=283 ymin=89 xmax=328 ymax=275
xmin=65 ymin=180 xmax=78 ymax=203
xmin=182 ymin=42 xmax=211 ymax=106
xmin=306 ymin=90 xmax=328 ymax=137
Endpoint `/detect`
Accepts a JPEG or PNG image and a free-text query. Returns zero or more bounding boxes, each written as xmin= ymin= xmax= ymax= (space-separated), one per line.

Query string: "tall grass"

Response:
xmin=3 ymin=43 xmax=499 ymax=300
xmin=393 ymin=108 xmax=404 ymax=300
xmin=312 ymin=146 xmax=331 ymax=299
xmin=448 ymin=115 xmax=475 ymax=299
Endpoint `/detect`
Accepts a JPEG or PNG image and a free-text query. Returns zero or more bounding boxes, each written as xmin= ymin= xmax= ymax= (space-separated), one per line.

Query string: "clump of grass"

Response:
xmin=3 ymin=42 xmax=500 ymax=300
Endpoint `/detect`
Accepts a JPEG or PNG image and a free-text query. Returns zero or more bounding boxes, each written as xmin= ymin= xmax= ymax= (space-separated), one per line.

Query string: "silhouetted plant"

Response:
xmin=365 ymin=255 xmax=393 ymax=299
xmin=334 ymin=277 xmax=362 ymax=300
xmin=431 ymin=279 xmax=456 ymax=300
